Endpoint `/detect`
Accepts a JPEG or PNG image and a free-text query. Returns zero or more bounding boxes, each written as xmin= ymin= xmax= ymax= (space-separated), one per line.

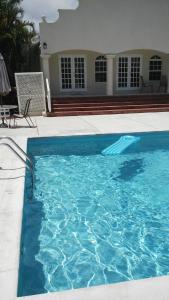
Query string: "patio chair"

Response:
xmin=10 ymin=98 xmax=34 ymax=128
xmin=158 ymin=75 xmax=167 ymax=93
xmin=140 ymin=76 xmax=153 ymax=93
xmin=0 ymin=107 xmax=10 ymax=128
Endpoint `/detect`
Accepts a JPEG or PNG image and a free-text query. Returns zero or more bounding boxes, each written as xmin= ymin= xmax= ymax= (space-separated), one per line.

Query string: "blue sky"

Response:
xmin=22 ymin=0 xmax=79 ymax=29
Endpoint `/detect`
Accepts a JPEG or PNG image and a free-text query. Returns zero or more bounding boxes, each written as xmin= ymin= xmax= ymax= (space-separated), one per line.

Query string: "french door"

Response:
xmin=117 ymin=56 xmax=142 ymax=89
xmin=60 ymin=56 xmax=86 ymax=91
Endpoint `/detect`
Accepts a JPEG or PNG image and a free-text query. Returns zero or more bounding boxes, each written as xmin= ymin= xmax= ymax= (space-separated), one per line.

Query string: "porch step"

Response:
xmin=47 ymin=107 xmax=169 ymax=117
xmin=48 ymin=94 xmax=169 ymax=117
xmin=52 ymin=103 xmax=169 ymax=111
xmin=52 ymin=100 xmax=169 ymax=108
xmin=52 ymin=94 xmax=169 ymax=104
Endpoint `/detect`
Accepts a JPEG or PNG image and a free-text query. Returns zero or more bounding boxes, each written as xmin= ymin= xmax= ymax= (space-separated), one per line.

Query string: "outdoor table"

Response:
xmin=0 ymin=105 xmax=18 ymax=128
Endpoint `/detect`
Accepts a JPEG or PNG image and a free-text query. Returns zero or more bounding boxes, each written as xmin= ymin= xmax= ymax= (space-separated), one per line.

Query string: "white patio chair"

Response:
xmin=158 ymin=75 xmax=167 ymax=93
xmin=140 ymin=76 xmax=153 ymax=93
xmin=10 ymin=98 xmax=34 ymax=128
xmin=0 ymin=107 xmax=10 ymax=128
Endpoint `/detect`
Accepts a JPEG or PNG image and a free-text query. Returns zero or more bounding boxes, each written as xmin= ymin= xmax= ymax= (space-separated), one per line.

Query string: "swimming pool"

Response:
xmin=18 ymin=132 xmax=169 ymax=297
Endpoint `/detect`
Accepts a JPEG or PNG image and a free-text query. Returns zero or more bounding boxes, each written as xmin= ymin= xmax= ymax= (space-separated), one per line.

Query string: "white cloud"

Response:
xmin=22 ymin=0 xmax=79 ymax=30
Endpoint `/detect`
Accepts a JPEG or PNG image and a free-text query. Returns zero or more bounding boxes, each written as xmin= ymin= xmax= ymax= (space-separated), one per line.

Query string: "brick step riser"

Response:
xmin=52 ymin=95 xmax=169 ymax=104
xmin=52 ymin=101 xmax=169 ymax=107
xmin=53 ymin=106 xmax=169 ymax=114
xmin=52 ymin=94 xmax=169 ymax=99
xmin=52 ymin=103 xmax=169 ymax=111
xmin=52 ymin=100 xmax=169 ymax=105
xmin=47 ymin=107 xmax=169 ymax=117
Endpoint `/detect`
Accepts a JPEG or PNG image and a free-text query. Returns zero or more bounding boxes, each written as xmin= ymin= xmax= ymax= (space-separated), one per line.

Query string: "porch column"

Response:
xmin=106 ymin=54 xmax=116 ymax=96
xmin=41 ymin=54 xmax=51 ymax=113
xmin=41 ymin=54 xmax=51 ymax=84
xmin=168 ymin=56 xmax=169 ymax=93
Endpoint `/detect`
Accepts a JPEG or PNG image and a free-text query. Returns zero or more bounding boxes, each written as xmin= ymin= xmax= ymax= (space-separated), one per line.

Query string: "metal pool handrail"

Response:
xmin=0 ymin=136 xmax=33 ymax=171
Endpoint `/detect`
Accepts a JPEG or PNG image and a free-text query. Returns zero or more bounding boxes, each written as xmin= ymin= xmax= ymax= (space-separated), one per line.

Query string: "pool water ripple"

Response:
xmin=25 ymin=150 xmax=169 ymax=293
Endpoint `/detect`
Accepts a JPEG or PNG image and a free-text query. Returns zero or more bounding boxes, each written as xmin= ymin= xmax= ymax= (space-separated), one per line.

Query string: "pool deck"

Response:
xmin=1 ymin=112 xmax=169 ymax=300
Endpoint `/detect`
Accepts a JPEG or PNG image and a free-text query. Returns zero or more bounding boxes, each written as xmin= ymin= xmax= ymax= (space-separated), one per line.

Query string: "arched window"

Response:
xmin=95 ymin=56 xmax=107 ymax=82
xmin=149 ymin=55 xmax=162 ymax=80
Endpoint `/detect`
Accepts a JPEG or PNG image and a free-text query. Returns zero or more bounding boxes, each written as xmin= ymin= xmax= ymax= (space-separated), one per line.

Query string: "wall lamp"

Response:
xmin=43 ymin=42 xmax=47 ymax=50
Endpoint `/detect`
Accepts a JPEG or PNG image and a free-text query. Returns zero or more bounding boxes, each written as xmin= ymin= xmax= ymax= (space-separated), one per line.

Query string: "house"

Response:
xmin=39 ymin=0 xmax=169 ymax=100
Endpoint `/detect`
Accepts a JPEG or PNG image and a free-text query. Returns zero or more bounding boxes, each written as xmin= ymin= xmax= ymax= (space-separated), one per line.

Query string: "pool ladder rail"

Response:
xmin=0 ymin=136 xmax=33 ymax=172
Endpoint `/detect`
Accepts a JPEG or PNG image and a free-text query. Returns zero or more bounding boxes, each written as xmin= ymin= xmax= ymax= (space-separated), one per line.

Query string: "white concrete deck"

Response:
xmin=0 ymin=112 xmax=169 ymax=300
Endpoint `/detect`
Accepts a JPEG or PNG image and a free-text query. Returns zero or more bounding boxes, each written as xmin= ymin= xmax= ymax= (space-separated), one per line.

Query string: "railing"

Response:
xmin=46 ymin=78 xmax=52 ymax=112
xmin=0 ymin=136 xmax=33 ymax=171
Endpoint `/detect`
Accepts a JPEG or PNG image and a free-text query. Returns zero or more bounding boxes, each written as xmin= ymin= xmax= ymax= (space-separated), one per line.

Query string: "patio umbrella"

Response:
xmin=0 ymin=53 xmax=11 ymax=106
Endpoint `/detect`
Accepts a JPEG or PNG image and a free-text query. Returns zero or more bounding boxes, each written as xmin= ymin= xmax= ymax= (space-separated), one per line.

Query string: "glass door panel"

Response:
xmin=60 ymin=57 xmax=72 ymax=90
xmin=118 ymin=57 xmax=128 ymax=88
xmin=130 ymin=57 xmax=141 ymax=88
xmin=117 ymin=56 xmax=141 ymax=89
xmin=60 ymin=56 xmax=86 ymax=91
xmin=74 ymin=57 xmax=85 ymax=89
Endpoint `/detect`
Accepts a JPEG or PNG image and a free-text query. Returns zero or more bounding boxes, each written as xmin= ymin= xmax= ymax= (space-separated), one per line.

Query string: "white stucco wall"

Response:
xmin=40 ymin=0 xmax=169 ymax=55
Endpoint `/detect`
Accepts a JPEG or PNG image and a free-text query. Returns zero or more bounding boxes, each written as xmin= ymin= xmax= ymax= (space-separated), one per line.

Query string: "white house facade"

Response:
xmin=40 ymin=0 xmax=169 ymax=97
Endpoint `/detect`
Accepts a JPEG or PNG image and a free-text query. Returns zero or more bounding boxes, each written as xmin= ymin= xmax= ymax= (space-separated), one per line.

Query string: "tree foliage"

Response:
xmin=0 ymin=0 xmax=37 ymax=84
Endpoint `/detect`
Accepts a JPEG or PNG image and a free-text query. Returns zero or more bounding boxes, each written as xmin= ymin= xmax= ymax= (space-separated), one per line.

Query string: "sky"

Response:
xmin=22 ymin=0 xmax=79 ymax=30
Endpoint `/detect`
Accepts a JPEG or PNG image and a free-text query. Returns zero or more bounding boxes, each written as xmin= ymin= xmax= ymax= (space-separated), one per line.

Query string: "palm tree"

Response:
xmin=0 ymin=0 xmax=36 ymax=83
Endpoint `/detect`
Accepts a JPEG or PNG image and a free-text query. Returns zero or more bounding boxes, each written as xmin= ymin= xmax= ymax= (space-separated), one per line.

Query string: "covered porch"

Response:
xmin=41 ymin=49 xmax=169 ymax=100
xmin=41 ymin=49 xmax=169 ymax=116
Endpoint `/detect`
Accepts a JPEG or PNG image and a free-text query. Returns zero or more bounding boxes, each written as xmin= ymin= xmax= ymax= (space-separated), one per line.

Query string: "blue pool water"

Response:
xmin=18 ymin=132 xmax=169 ymax=296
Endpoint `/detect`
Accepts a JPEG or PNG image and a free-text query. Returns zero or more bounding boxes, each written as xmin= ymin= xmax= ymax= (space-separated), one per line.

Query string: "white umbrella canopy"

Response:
xmin=0 ymin=53 xmax=11 ymax=106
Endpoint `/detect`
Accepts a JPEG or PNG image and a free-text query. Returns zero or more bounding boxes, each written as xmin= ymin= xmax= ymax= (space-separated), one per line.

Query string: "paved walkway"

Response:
xmin=1 ymin=112 xmax=169 ymax=137
xmin=0 ymin=113 xmax=169 ymax=300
